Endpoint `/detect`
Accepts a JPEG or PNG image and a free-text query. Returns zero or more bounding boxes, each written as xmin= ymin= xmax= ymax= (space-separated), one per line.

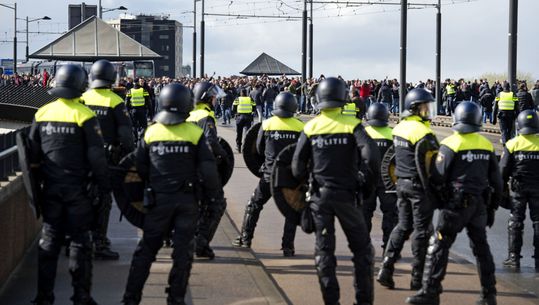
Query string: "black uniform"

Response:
xmin=364 ymin=125 xmax=398 ymax=250
xmin=499 ymin=134 xmax=539 ymax=267
xmin=408 ymin=132 xmax=502 ymax=304
xmin=29 ymin=98 xmax=110 ymax=304
xmin=187 ymin=103 xmax=228 ymax=257
xmin=234 ymin=116 xmax=305 ymax=251
xmin=380 ymin=115 xmax=439 ymax=289
xmin=123 ymin=122 xmax=222 ymax=305
xmin=82 ymin=88 xmax=135 ymax=257
xmin=292 ymin=108 xmax=380 ymax=305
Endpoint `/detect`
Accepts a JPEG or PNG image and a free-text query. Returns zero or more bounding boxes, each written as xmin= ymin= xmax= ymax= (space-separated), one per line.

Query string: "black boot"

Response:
xmin=232 ymin=205 xmax=253 ymax=248
xmin=502 ymin=253 xmax=520 ymax=268
xmin=72 ymin=296 xmax=98 ymax=305
xmin=376 ymin=257 xmax=395 ymax=289
xmin=233 ymin=202 xmax=260 ymax=248
xmin=476 ymin=294 xmax=497 ymax=305
xmin=195 ymin=243 xmax=215 ymax=259
xmin=405 ymin=288 xmax=440 ymax=305
xmin=94 ymin=239 xmax=120 ymax=260
xmin=504 ymin=221 xmax=523 ymax=268
xmin=121 ymin=294 xmax=141 ymax=305
xmin=410 ymin=267 xmax=423 ymax=291
xmin=282 ymin=247 xmax=295 ymax=257
xmin=32 ymin=293 xmax=54 ymax=305
xmin=476 ymin=287 xmax=497 ymax=305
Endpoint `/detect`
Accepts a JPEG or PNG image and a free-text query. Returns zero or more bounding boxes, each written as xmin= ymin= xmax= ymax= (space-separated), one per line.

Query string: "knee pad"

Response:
xmin=39 ymin=228 xmax=63 ymax=254
xmin=508 ymin=220 xmax=524 ymax=231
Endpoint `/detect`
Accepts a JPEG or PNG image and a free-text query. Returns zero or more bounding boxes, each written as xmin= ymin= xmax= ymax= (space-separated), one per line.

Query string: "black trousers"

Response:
xmin=241 ymin=179 xmax=298 ymax=248
xmin=362 ymin=185 xmax=398 ymax=249
xmin=498 ymin=111 xmax=515 ymax=144
xmin=37 ymin=184 xmax=94 ymax=303
xmin=310 ymin=187 xmax=374 ymax=305
xmin=508 ymin=189 xmax=539 ymax=257
xmin=196 ymin=192 xmax=227 ymax=250
xmin=422 ymin=195 xmax=496 ymax=296
xmin=131 ymin=108 xmax=148 ymax=139
xmin=384 ymin=178 xmax=434 ymax=279
xmin=124 ymin=193 xmax=198 ymax=304
xmin=235 ymin=114 xmax=253 ymax=148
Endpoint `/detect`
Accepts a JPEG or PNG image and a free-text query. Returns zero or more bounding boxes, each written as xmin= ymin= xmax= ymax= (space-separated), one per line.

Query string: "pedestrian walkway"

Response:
xmin=0 ymin=124 xmax=538 ymax=305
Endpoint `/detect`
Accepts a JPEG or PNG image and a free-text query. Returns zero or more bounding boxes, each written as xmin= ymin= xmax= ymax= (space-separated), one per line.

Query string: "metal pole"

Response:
xmin=399 ymin=0 xmax=407 ymax=115
xmin=302 ymin=0 xmax=307 ymax=83
xmin=200 ymin=0 xmax=205 ymax=77
xmin=435 ymin=0 xmax=441 ymax=114
xmin=13 ymin=2 xmax=17 ymax=74
xmin=508 ymin=0 xmax=518 ymax=90
xmin=309 ymin=0 xmax=313 ymax=79
xmin=99 ymin=0 xmax=102 ymax=19
xmin=25 ymin=16 xmax=29 ymax=62
xmin=193 ymin=0 xmax=197 ymax=78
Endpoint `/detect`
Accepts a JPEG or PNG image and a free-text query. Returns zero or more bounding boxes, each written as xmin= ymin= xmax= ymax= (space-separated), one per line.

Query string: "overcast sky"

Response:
xmin=1 ymin=0 xmax=537 ymax=81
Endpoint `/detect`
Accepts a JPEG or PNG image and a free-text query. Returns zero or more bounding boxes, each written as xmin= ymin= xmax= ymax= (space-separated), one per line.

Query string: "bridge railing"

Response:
xmin=0 ymin=127 xmax=29 ymax=183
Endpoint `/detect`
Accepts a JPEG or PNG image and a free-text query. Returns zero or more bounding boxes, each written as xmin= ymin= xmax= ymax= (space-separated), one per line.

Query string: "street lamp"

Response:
xmin=98 ymin=0 xmax=127 ymax=19
xmin=0 ymin=2 xmax=17 ymax=74
xmin=20 ymin=16 xmax=51 ymax=62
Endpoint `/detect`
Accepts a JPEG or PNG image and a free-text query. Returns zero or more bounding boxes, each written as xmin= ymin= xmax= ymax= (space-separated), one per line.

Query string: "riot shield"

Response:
xmin=242 ymin=122 xmax=264 ymax=177
xmin=270 ymin=143 xmax=307 ymax=221
xmin=16 ymin=131 xmax=41 ymax=219
xmin=217 ymin=137 xmax=234 ymax=186
xmin=381 ymin=145 xmax=397 ymax=192
xmin=110 ymin=152 xmax=146 ymax=228
xmin=415 ymin=138 xmax=439 ymax=191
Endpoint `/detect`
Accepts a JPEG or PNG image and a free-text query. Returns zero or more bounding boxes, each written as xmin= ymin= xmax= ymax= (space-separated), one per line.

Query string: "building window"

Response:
xmin=159 ymin=34 xmax=169 ymax=39
xmin=162 ymin=45 xmax=170 ymax=51
xmin=160 ymin=65 xmax=169 ymax=72
xmin=163 ymin=55 xmax=169 ymax=60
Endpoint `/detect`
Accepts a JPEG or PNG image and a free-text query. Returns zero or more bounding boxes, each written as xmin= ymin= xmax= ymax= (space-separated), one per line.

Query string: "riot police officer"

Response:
xmin=499 ymin=110 xmax=539 ymax=269
xmin=82 ymin=59 xmax=135 ymax=260
xmin=364 ymin=102 xmax=398 ymax=252
xmin=232 ymin=92 xmax=305 ymax=256
xmin=377 ymin=88 xmax=439 ymax=291
xmin=292 ymin=77 xmax=380 ymax=305
xmin=187 ymin=81 xmax=228 ymax=259
xmin=126 ymin=79 xmax=151 ymax=140
xmin=122 ymin=84 xmax=225 ymax=305
xmin=29 ymin=64 xmax=110 ymax=305
xmin=494 ymin=82 xmax=518 ymax=144
xmin=232 ymin=88 xmax=256 ymax=152
xmin=406 ymin=101 xmax=502 ymax=305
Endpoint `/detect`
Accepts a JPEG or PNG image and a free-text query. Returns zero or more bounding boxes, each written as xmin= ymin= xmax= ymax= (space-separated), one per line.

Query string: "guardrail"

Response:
xmin=0 ymin=127 xmax=29 ymax=182
xmin=0 ymin=84 xmax=54 ymax=122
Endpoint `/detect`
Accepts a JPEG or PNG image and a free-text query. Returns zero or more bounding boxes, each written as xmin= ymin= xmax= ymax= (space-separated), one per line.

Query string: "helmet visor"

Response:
xmin=417 ymin=102 xmax=436 ymax=121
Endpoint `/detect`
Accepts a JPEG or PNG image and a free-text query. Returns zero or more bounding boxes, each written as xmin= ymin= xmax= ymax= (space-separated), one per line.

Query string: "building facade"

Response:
xmin=110 ymin=15 xmax=183 ymax=78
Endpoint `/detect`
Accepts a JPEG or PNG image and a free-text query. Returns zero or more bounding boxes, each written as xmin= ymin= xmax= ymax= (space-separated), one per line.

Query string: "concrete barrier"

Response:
xmin=0 ymin=174 xmax=41 ymax=288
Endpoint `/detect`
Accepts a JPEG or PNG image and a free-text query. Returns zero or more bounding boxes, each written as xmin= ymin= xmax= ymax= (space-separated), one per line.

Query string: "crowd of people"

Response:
xmin=14 ymin=58 xmax=539 ymax=305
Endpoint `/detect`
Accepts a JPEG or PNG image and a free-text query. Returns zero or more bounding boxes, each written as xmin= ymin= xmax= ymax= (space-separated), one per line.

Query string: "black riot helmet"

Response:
xmin=48 ymin=64 xmax=88 ymax=99
xmin=272 ymin=92 xmax=298 ymax=118
xmin=403 ymin=88 xmax=435 ymax=120
xmin=315 ymin=77 xmax=348 ymax=110
xmin=367 ymin=102 xmax=389 ymax=127
xmin=89 ymin=59 xmax=116 ymax=89
xmin=154 ymin=83 xmax=194 ymax=125
xmin=193 ymin=81 xmax=219 ymax=105
xmin=452 ymin=101 xmax=482 ymax=133
xmin=517 ymin=110 xmax=539 ymax=135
